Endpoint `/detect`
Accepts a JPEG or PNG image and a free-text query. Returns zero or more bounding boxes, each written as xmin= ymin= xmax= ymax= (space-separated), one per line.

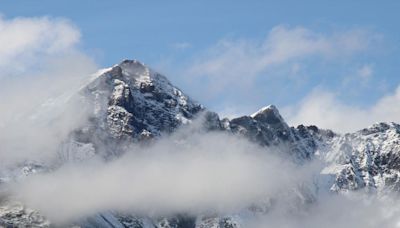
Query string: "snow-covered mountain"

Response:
xmin=62 ymin=59 xmax=206 ymax=161
xmin=2 ymin=59 xmax=400 ymax=227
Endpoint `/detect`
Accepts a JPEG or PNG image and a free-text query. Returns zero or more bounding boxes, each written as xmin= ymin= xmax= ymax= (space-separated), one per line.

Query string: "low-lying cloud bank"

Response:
xmin=9 ymin=129 xmax=315 ymax=222
xmin=9 ymin=128 xmax=400 ymax=228
xmin=8 ymin=122 xmax=400 ymax=228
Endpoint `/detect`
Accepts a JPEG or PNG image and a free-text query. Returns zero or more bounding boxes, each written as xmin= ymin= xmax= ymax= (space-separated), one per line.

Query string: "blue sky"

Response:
xmin=2 ymin=0 xmax=400 ymax=132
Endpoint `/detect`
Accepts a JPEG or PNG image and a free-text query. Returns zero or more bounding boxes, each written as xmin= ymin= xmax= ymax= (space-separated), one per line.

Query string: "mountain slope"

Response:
xmin=318 ymin=122 xmax=400 ymax=194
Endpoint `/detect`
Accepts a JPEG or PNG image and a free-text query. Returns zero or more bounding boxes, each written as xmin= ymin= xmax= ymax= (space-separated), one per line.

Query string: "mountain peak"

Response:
xmin=250 ymin=105 xmax=285 ymax=125
xmin=83 ymin=59 xmax=203 ymax=141
xmin=120 ymin=59 xmax=145 ymax=65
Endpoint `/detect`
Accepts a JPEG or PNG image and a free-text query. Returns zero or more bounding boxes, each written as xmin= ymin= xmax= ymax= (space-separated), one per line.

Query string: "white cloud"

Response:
xmin=10 ymin=129 xmax=314 ymax=223
xmin=245 ymin=195 xmax=400 ymax=228
xmin=0 ymin=15 xmax=97 ymax=164
xmin=9 ymin=123 xmax=400 ymax=226
xmin=171 ymin=42 xmax=192 ymax=50
xmin=0 ymin=15 xmax=81 ymax=75
xmin=185 ymin=26 xmax=379 ymax=96
xmin=283 ymin=86 xmax=400 ymax=133
xmin=357 ymin=64 xmax=373 ymax=81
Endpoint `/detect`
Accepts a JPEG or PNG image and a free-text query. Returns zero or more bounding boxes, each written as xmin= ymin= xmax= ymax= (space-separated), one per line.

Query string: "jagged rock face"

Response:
xmin=226 ymin=105 xmax=314 ymax=162
xmin=88 ymin=60 xmax=203 ymax=137
xmin=318 ymin=122 xmax=400 ymax=194
xmin=196 ymin=216 xmax=240 ymax=228
xmin=0 ymin=202 xmax=49 ymax=227
xmin=67 ymin=60 xmax=205 ymax=159
xmin=219 ymin=106 xmax=400 ymax=198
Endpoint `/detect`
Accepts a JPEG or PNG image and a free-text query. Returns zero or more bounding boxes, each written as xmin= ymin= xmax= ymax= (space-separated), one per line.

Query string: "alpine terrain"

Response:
xmin=1 ymin=59 xmax=400 ymax=227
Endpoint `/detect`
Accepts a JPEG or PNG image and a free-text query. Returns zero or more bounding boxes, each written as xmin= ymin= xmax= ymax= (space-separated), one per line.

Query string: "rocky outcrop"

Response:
xmin=226 ymin=105 xmax=315 ymax=162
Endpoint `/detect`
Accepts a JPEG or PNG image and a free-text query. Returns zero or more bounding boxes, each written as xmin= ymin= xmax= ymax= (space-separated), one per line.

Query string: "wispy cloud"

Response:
xmin=10 ymin=128 xmax=313 ymax=222
xmin=283 ymin=86 xmax=400 ymax=133
xmin=0 ymin=15 xmax=97 ymax=165
xmin=171 ymin=42 xmax=192 ymax=50
xmin=357 ymin=64 xmax=373 ymax=81
xmin=0 ymin=15 xmax=82 ymax=76
xmin=246 ymin=194 xmax=400 ymax=228
xmin=185 ymin=25 xmax=380 ymax=96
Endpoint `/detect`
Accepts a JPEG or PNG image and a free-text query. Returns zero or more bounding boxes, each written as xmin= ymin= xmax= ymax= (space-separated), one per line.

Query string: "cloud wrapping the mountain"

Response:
xmin=10 ymin=128 xmax=316 ymax=222
xmin=10 ymin=127 xmax=400 ymax=227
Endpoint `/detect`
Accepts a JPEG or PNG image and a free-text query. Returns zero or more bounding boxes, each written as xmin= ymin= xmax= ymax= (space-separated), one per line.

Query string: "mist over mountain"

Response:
xmin=1 ymin=59 xmax=400 ymax=227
